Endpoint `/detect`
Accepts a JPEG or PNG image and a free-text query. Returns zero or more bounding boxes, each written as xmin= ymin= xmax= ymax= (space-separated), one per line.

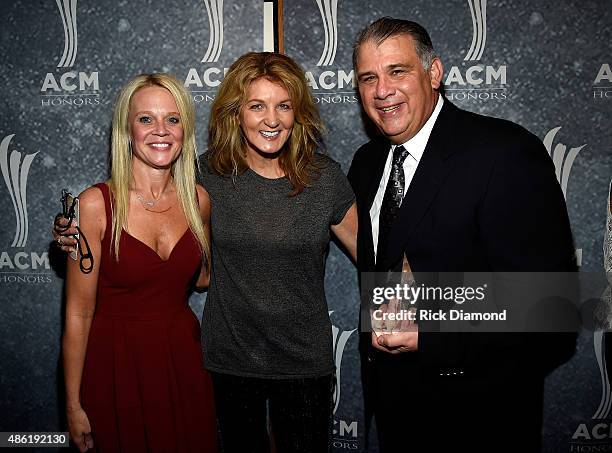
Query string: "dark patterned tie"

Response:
xmin=377 ymin=145 xmax=410 ymax=260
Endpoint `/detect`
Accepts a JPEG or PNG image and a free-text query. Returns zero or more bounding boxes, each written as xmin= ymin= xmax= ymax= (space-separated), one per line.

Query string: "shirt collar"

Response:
xmin=391 ymin=95 xmax=444 ymax=163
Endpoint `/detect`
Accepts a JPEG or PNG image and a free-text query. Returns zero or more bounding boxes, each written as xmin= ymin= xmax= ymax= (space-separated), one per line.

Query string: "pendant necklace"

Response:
xmin=135 ymin=192 xmax=172 ymax=213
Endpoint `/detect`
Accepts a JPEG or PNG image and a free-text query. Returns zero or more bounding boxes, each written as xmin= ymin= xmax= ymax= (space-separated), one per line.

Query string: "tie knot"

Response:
xmin=392 ymin=145 xmax=410 ymax=167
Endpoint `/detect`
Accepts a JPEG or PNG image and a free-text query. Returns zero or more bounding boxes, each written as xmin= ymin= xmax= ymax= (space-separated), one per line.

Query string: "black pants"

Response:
xmin=367 ymin=349 xmax=544 ymax=453
xmin=211 ymin=372 xmax=334 ymax=453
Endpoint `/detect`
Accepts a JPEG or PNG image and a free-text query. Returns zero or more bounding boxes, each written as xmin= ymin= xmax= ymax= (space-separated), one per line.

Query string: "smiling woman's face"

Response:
xmin=239 ymin=77 xmax=295 ymax=157
xmin=129 ymin=85 xmax=184 ymax=169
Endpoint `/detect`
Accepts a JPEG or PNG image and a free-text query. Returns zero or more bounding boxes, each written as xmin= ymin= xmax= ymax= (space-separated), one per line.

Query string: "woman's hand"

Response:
xmin=53 ymin=215 xmax=78 ymax=253
xmin=66 ymin=406 xmax=94 ymax=452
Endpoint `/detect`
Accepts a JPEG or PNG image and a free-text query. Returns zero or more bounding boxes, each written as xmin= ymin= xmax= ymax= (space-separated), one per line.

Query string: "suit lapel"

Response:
xmin=378 ymin=100 xmax=461 ymax=271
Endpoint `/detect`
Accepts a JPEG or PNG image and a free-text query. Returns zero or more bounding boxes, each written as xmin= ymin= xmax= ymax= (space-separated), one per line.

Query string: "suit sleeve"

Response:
xmin=455 ymin=131 xmax=578 ymax=374
xmin=476 ymin=130 xmax=577 ymax=373
xmin=479 ymin=131 xmax=575 ymax=272
xmin=419 ymin=129 xmax=577 ymax=374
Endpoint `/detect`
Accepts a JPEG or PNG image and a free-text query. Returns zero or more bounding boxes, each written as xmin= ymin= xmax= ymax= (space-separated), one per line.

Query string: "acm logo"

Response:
xmin=593 ymin=63 xmax=612 ymax=99
xmin=571 ymin=185 xmax=612 ymax=447
xmin=40 ymin=0 xmax=100 ymax=107
xmin=0 ymin=135 xmax=51 ymax=283
xmin=571 ymin=330 xmax=612 ymax=445
xmin=201 ymin=0 xmax=224 ymax=64
xmin=329 ymin=311 xmax=359 ymax=450
xmin=185 ymin=0 xmax=229 ymax=103
xmin=544 ymin=131 xmax=612 ymax=449
xmin=445 ymin=0 xmax=508 ymax=102
xmin=303 ymin=0 xmax=357 ymax=105
xmin=185 ymin=1 xmax=277 ymax=102
xmin=315 ymin=0 xmax=338 ymax=67
xmin=543 ymin=126 xmax=585 ymax=267
xmin=543 ymin=127 xmax=586 ymax=201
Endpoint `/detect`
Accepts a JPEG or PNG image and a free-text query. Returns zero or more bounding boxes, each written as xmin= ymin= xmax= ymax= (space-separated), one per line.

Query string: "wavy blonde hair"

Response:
xmin=109 ymin=73 xmax=209 ymax=261
xmin=208 ymin=52 xmax=324 ymax=195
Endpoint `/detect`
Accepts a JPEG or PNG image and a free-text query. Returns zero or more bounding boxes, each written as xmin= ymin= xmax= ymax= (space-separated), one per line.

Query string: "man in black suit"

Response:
xmin=347 ymin=17 xmax=576 ymax=452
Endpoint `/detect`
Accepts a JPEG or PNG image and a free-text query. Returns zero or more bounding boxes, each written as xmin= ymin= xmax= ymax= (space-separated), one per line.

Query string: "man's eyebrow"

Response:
xmin=356 ymin=69 xmax=375 ymax=78
xmin=386 ymin=63 xmax=412 ymax=71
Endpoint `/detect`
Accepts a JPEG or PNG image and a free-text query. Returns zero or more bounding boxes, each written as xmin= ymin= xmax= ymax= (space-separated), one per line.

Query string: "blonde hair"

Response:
xmin=208 ymin=52 xmax=325 ymax=195
xmin=109 ymin=73 xmax=209 ymax=261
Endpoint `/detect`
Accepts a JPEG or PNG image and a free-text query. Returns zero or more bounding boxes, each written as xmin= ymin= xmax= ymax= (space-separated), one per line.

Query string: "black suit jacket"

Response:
xmin=348 ymin=98 xmax=576 ymax=450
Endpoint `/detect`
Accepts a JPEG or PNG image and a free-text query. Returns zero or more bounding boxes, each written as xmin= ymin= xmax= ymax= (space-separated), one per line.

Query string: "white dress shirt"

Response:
xmin=370 ymin=95 xmax=444 ymax=262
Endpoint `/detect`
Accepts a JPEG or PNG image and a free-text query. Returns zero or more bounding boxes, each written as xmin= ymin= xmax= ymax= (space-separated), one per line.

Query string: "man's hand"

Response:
xmin=371 ymin=299 xmax=418 ymax=354
xmin=371 ymin=330 xmax=418 ymax=354
xmin=53 ymin=214 xmax=78 ymax=253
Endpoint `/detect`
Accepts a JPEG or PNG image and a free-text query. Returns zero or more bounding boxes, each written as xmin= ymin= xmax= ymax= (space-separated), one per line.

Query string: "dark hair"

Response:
xmin=353 ymin=17 xmax=437 ymax=70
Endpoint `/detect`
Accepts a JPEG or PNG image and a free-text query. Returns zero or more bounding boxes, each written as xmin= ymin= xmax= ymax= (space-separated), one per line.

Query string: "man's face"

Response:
xmin=356 ymin=34 xmax=443 ymax=144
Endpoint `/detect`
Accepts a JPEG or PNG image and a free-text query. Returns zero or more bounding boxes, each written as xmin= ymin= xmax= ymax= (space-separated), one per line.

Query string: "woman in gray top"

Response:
xmin=53 ymin=52 xmax=357 ymax=452
xmin=200 ymin=52 xmax=357 ymax=452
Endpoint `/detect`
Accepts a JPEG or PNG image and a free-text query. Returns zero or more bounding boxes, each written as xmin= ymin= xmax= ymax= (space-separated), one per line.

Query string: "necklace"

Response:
xmin=135 ymin=192 xmax=156 ymax=208
xmin=135 ymin=192 xmax=172 ymax=213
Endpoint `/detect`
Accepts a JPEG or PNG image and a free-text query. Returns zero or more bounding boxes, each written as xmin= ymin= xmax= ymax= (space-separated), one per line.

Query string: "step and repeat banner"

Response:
xmin=0 ymin=0 xmax=267 ymax=446
xmin=283 ymin=1 xmax=611 ymax=452
xmin=1 ymin=1 xmax=611 ymax=452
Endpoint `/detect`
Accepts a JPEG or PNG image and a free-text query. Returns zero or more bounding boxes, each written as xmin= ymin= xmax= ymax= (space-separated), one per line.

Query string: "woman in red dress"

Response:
xmin=61 ymin=74 xmax=217 ymax=452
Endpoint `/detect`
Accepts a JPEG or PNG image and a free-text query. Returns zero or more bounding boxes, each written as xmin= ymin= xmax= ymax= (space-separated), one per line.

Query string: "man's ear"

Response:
xmin=429 ymin=57 xmax=443 ymax=90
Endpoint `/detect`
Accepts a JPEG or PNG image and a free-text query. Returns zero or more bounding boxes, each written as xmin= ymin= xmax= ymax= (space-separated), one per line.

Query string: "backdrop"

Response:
xmin=0 ymin=1 xmax=610 ymax=452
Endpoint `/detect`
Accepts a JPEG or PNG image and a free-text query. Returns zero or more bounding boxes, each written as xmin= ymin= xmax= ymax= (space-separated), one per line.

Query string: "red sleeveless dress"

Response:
xmin=80 ymin=183 xmax=217 ymax=452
